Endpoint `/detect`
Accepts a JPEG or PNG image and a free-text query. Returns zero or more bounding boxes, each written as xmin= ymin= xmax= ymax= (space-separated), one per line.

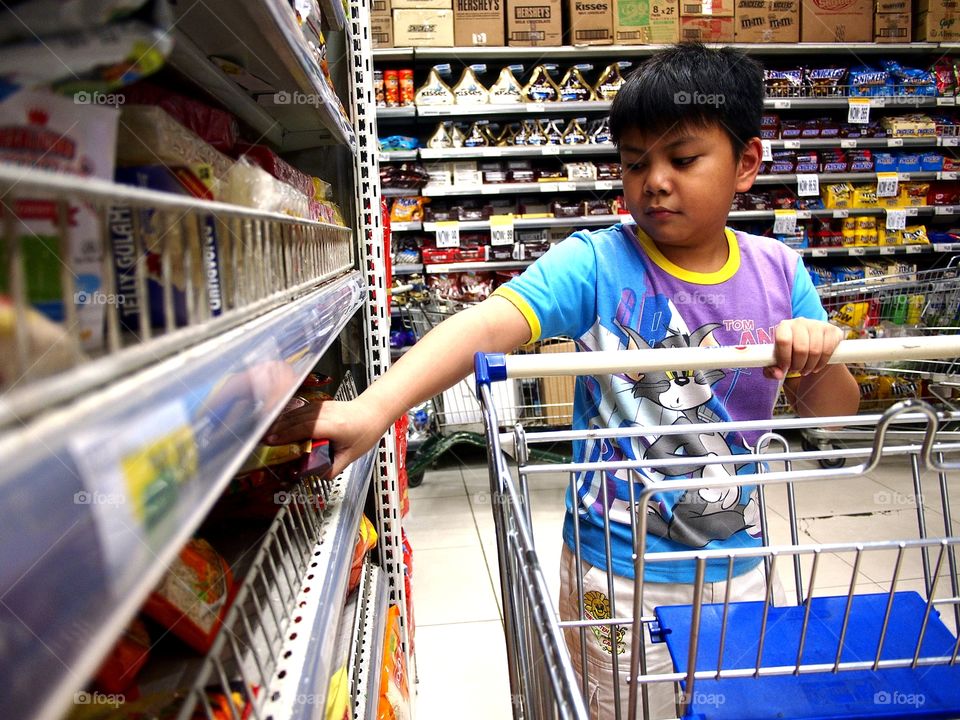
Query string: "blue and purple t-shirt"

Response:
xmin=493 ymin=224 xmax=827 ymax=582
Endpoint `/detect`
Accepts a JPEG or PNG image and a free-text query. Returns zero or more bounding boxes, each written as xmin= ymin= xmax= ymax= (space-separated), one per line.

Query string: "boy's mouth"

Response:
xmin=645 ymin=206 xmax=678 ymax=218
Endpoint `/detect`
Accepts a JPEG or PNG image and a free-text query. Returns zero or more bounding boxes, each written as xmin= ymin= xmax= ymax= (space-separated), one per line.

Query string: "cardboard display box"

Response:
xmin=680 ymin=13 xmax=735 ymax=38
xmin=915 ymin=8 xmax=960 ymax=39
xmin=875 ymin=0 xmax=907 ymax=11
xmin=371 ymin=0 xmax=392 ymax=13
xmin=507 ymin=0 xmax=563 ymax=45
xmin=454 ymin=0 xmax=506 ymax=45
xmin=734 ymin=0 xmax=799 ymax=41
xmin=566 ymin=0 xmax=614 ymax=44
xmin=614 ymin=0 xmax=680 ymax=43
xmin=874 ymin=10 xmax=911 ymax=40
xmin=393 ymin=8 xmax=455 ymax=44
xmin=918 ymin=0 xmax=959 ymax=12
xmin=393 ymin=0 xmax=451 ymax=7
xmin=801 ymin=0 xmax=872 ymax=42
xmin=371 ymin=14 xmax=394 ymax=45
xmin=680 ymin=0 xmax=734 ymax=16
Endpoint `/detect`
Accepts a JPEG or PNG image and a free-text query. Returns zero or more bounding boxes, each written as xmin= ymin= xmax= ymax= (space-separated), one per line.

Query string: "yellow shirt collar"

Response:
xmin=631 ymin=226 xmax=741 ymax=285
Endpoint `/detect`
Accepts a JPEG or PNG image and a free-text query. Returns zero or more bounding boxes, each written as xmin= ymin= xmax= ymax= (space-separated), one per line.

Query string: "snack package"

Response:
xmin=522 ymin=65 xmax=560 ymax=103
xmin=93 ymin=617 xmax=150 ymax=695
xmin=0 ymin=298 xmax=86 ymax=389
xmin=594 ymin=62 xmax=629 ymax=101
xmin=121 ymin=82 xmax=239 ymax=153
xmin=235 ymin=143 xmax=313 ymax=199
xmin=377 ymin=606 xmax=411 ymax=720
xmin=326 ymin=666 xmax=351 ymax=720
xmin=111 ymin=165 xmax=226 ymax=332
xmin=559 ymin=65 xmax=597 ymax=102
xmin=143 ymin=538 xmax=236 ymax=654
xmin=403 ymin=528 xmax=415 ymax=653
xmin=489 ymin=65 xmax=524 ymax=104
xmin=453 ymin=65 xmax=489 ymax=104
xmin=562 ymin=118 xmax=588 ymax=144
xmin=221 ymin=158 xmax=311 ymax=218
xmin=0 ymin=89 xmax=119 ymax=351
xmin=415 ymin=66 xmax=454 ymax=106
xmin=348 ymin=515 xmax=379 ymax=594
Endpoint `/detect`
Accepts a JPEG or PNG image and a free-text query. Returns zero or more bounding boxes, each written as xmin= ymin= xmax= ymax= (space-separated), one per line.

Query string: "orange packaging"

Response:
xmin=399 ymin=69 xmax=415 ymax=106
xmin=384 ymin=70 xmax=400 ymax=107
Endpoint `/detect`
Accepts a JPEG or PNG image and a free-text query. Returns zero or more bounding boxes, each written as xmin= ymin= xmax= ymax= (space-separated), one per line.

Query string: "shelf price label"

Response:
xmin=436 ymin=221 xmax=461 ymax=248
xmin=877 ymin=172 xmax=899 ymax=198
xmin=841 ymin=139 xmax=858 ymax=149
xmin=761 ymin=140 xmax=773 ymax=162
xmin=849 ymin=247 xmax=867 ymax=256
xmin=489 ymin=215 xmax=515 ymax=246
xmin=937 ymin=96 xmax=957 ymax=106
xmin=880 ymin=246 xmax=896 ymax=255
xmin=941 ymin=172 xmax=958 ymax=181
xmin=848 ymin=98 xmax=871 ymax=124
xmin=935 ymin=205 xmax=956 ymax=215
xmin=942 ymin=137 xmax=960 ymax=147
xmin=833 ymin=209 xmax=849 ymax=219
xmin=783 ymin=140 xmax=802 ymax=150
xmin=906 ymin=244 xmax=924 ymax=254
xmin=773 ymin=99 xmax=792 ymax=109
xmin=886 ymin=208 xmax=907 ymax=231
xmin=773 ymin=209 xmax=798 ymax=235
xmin=595 ymin=180 xmax=614 ymax=190
xmin=542 ymin=145 xmax=561 ymax=155
xmin=811 ymin=248 xmax=829 ymax=257
xmin=796 ymin=174 xmax=820 ymax=197
xmin=887 ymin=138 xmax=904 ymax=148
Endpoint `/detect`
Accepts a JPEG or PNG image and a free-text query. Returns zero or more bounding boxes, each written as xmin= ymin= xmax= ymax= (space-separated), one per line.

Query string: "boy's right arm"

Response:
xmin=267 ymin=295 xmax=533 ymax=476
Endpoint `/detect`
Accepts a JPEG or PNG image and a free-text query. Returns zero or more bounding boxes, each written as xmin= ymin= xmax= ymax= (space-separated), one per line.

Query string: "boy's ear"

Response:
xmin=735 ymin=137 xmax=763 ymax=192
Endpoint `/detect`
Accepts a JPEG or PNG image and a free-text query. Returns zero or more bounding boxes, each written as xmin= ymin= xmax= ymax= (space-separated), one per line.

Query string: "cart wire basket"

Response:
xmin=474 ymin=335 xmax=960 ymax=720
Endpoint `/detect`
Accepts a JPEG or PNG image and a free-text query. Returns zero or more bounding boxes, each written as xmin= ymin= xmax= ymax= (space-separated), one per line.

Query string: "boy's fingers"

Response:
xmin=773 ymin=323 xmax=794 ymax=374
xmin=800 ymin=330 xmax=823 ymax=375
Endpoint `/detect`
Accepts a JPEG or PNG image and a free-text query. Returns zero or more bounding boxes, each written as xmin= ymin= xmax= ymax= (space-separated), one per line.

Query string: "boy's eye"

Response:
xmin=673 ymin=156 xmax=697 ymax=167
xmin=624 ymin=160 xmax=647 ymax=172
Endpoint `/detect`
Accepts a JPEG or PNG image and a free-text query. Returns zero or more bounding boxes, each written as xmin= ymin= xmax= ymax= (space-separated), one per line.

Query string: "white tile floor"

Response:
xmin=404 ymin=439 xmax=959 ymax=719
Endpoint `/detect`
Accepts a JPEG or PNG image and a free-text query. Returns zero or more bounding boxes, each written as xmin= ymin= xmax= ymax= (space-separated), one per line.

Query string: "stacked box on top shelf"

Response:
xmin=679 ymin=0 xmax=735 ymax=40
xmin=613 ymin=0 xmax=680 ymax=43
xmin=565 ymin=0 xmax=615 ymax=44
xmin=507 ymin=0 xmax=563 ymax=44
xmin=874 ymin=0 xmax=911 ymax=42
xmin=916 ymin=0 xmax=960 ymax=40
xmin=371 ymin=0 xmax=393 ymax=47
xmin=454 ymin=0 xmax=507 ymax=45
xmin=734 ymin=0 xmax=800 ymax=41
xmin=801 ymin=0 xmax=872 ymax=41
xmin=394 ymin=0 xmax=455 ymax=45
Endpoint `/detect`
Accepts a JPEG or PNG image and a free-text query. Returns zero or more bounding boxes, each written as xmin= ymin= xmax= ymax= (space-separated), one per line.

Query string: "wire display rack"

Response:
xmin=474 ymin=336 xmax=960 ymax=720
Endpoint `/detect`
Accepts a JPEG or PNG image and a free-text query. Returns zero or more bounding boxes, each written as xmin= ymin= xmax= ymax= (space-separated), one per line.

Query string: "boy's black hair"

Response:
xmin=609 ymin=43 xmax=763 ymax=155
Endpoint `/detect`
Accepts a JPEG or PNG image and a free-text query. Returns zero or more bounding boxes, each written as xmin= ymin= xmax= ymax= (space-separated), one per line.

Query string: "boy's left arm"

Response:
xmin=765 ymin=318 xmax=861 ymax=417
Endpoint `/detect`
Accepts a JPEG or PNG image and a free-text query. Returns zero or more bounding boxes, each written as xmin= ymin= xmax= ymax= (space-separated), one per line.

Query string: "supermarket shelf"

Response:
xmin=420 ymin=179 xmax=621 ymax=197
xmin=767 ymin=138 xmax=940 ymax=150
xmin=393 ymin=263 xmax=425 ymax=275
xmin=414 ymin=100 xmax=612 ymax=118
xmin=754 ymin=171 xmax=940 ymax=185
xmin=383 ymin=187 xmax=420 ymax=197
xmin=391 ymin=221 xmax=423 ymax=232
xmin=170 ymin=0 xmax=354 ymax=149
xmin=380 ymin=150 xmax=418 ymax=161
xmin=424 ymin=260 xmax=533 ymax=273
xmin=351 ymin=562 xmax=388 ymax=720
xmin=798 ymin=244 xmax=935 ymax=258
xmin=764 ymin=96 xmax=943 ymax=109
xmin=729 ymin=204 xmax=960 ymax=220
xmin=320 ymin=0 xmax=347 ymax=30
xmin=378 ymin=106 xmax=417 ymax=119
xmin=934 ymin=242 xmax=960 ymax=252
xmin=419 ymin=144 xmax=617 ymax=159
xmin=420 ymin=214 xmax=624 ymax=232
xmin=259 ymin=447 xmax=377 ymax=720
xmin=373 ymin=43 xmax=941 ymax=62
xmin=0 ymin=273 xmax=365 ymax=720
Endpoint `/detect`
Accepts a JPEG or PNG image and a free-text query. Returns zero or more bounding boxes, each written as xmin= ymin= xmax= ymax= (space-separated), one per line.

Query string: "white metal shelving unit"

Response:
xmin=0 ymin=0 xmax=405 ymax=719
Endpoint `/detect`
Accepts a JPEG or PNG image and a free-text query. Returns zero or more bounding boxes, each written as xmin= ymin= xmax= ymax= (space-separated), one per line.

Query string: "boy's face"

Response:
xmin=619 ymin=123 xmax=762 ymax=253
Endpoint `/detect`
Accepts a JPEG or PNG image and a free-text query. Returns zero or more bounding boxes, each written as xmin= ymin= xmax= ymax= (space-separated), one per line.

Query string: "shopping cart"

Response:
xmin=393 ymin=297 xmax=572 ymax=484
xmin=804 ymin=263 xmax=960 ymax=467
xmin=474 ymin=335 xmax=960 ymax=720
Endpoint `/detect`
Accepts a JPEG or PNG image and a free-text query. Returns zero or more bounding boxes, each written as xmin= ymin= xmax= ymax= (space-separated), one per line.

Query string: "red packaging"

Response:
xmin=120 ymin=83 xmax=239 ymax=152
xmin=93 ymin=618 xmax=150 ymax=695
xmin=235 ymin=143 xmax=314 ymax=200
xmin=143 ymin=539 xmax=236 ymax=654
xmin=403 ymin=529 xmax=415 ymax=655
xmin=384 ymin=70 xmax=400 ymax=107
xmin=399 ymin=69 xmax=415 ymax=106
xmin=395 ymin=415 xmax=410 ymax=517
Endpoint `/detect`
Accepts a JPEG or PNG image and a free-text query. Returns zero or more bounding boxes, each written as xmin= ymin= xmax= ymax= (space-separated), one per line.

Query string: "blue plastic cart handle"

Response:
xmin=475 ymin=352 xmax=508 ymax=397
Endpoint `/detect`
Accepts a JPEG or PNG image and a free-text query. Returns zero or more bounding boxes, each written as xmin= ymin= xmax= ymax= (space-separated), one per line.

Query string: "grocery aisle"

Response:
xmin=404 ymin=439 xmax=960 ymax=717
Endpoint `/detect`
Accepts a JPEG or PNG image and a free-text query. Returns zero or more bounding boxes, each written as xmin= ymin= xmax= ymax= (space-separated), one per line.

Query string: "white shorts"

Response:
xmin=558 ymin=545 xmax=786 ymax=720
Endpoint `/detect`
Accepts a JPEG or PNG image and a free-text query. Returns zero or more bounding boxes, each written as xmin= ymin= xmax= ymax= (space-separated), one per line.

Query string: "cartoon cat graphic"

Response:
xmin=614 ymin=318 xmax=760 ymax=547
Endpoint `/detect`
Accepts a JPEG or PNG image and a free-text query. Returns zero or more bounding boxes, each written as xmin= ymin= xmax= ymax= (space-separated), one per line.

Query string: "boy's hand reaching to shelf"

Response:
xmin=267 ymin=398 xmax=389 ymax=479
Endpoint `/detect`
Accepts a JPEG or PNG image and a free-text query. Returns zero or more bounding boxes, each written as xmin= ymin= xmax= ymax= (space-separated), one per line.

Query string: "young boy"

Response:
xmin=271 ymin=44 xmax=860 ymax=718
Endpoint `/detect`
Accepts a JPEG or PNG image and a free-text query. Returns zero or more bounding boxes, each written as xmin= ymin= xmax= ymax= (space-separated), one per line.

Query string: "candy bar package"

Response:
xmin=111 ymin=165 xmax=226 ymax=332
xmin=0 ymin=89 xmax=119 ymax=352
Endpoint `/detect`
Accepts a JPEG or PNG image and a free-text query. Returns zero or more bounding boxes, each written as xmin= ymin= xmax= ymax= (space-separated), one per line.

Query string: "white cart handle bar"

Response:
xmin=474 ymin=334 xmax=960 ymax=391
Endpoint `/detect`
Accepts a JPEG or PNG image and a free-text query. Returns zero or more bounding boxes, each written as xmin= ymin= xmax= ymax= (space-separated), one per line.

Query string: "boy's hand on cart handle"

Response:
xmin=266 ymin=398 xmax=388 ymax=478
xmin=764 ymin=318 xmax=845 ymax=381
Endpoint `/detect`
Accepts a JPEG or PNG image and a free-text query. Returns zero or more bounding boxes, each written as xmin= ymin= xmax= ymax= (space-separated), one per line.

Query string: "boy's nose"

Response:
xmin=643 ymin=165 xmax=671 ymax=195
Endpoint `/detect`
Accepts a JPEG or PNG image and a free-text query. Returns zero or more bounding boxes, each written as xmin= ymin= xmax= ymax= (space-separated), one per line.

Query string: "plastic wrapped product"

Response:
xmin=0 ymin=299 xmax=86 ymax=389
xmin=463 ymin=122 xmax=489 ymax=147
xmin=0 ymin=89 xmax=119 ymax=352
xmin=222 ymin=158 xmax=311 ymax=218
xmin=415 ymin=66 xmax=454 ymax=106
xmin=452 ymin=65 xmax=489 ymax=104
xmin=348 ymin=515 xmax=379 ymax=593
xmin=559 ymin=65 xmax=597 ymax=102
xmin=593 ymin=62 xmax=630 ymax=101
xmin=561 ymin=117 xmax=588 ymax=144
xmin=489 ymin=65 xmax=524 ymax=104
xmin=588 ymin=118 xmax=612 ymax=145
xmin=143 ymin=538 xmax=236 ymax=654
xmin=377 ymin=606 xmax=411 ymax=720
xmin=235 ymin=143 xmax=314 ymax=199
xmin=804 ymin=67 xmax=847 ymax=97
xmin=522 ymin=65 xmax=560 ymax=103
xmin=93 ymin=618 xmax=150 ymax=695
xmin=121 ymin=82 xmax=240 ymax=153
xmin=427 ymin=123 xmax=453 ymax=149
xmin=763 ymin=69 xmax=804 ymax=97
xmin=542 ymin=119 xmax=564 ymax=145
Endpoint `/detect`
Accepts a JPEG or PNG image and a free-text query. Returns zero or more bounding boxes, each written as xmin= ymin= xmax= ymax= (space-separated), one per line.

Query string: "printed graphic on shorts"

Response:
xmin=583 ymin=590 xmax=626 ymax=656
